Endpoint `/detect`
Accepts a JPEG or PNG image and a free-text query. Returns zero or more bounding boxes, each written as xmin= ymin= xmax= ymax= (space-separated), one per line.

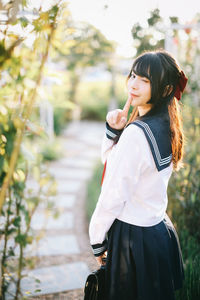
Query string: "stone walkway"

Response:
xmin=13 ymin=120 xmax=105 ymax=299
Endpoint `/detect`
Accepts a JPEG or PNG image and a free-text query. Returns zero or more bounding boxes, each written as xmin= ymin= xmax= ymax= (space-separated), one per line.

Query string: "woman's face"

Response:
xmin=127 ymin=71 xmax=152 ymax=109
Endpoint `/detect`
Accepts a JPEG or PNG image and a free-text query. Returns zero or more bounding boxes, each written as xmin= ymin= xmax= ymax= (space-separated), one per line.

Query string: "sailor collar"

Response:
xmin=127 ymin=115 xmax=172 ymax=171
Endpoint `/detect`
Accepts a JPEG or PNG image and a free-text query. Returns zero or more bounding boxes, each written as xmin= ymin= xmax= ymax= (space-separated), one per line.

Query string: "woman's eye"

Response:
xmin=142 ymin=78 xmax=149 ymax=83
xmin=131 ymin=73 xmax=135 ymax=78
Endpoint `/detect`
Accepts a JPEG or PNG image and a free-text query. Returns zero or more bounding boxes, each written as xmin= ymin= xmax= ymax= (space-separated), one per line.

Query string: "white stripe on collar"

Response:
xmin=133 ymin=120 xmax=172 ymax=171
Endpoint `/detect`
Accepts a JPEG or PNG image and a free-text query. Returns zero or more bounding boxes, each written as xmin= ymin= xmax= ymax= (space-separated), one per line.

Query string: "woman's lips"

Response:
xmin=130 ymin=92 xmax=139 ymax=97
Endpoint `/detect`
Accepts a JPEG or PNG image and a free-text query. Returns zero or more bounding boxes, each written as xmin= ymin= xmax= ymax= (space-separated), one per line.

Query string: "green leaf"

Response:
xmin=7 ymin=228 xmax=16 ymax=235
xmin=7 ymin=209 xmax=13 ymax=216
xmin=8 ymin=247 xmax=15 ymax=256
xmin=13 ymin=216 xmax=21 ymax=227
xmin=15 ymin=233 xmax=27 ymax=247
xmin=19 ymin=17 xmax=29 ymax=28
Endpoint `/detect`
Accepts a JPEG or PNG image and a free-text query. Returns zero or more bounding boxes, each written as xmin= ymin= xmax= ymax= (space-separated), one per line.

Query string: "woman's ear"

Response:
xmin=163 ymin=85 xmax=173 ymax=97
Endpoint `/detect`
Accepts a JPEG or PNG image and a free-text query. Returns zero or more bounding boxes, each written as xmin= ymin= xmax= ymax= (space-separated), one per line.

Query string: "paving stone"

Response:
xmin=25 ymin=179 xmax=55 ymax=196
xmin=1 ymin=234 xmax=80 ymax=258
xmin=56 ymin=157 xmax=95 ymax=169
xmin=25 ymin=235 xmax=80 ymax=257
xmin=49 ymin=166 xmax=93 ymax=181
xmin=60 ymin=139 xmax=87 ymax=152
xmin=6 ymin=262 xmax=90 ymax=298
xmin=63 ymin=120 xmax=104 ymax=136
xmin=31 ymin=211 xmax=74 ymax=230
xmin=80 ymin=148 xmax=101 ymax=160
xmin=63 ymin=120 xmax=104 ymax=137
xmin=38 ymin=194 xmax=76 ymax=209
xmin=48 ymin=194 xmax=76 ymax=208
xmin=57 ymin=179 xmax=83 ymax=194
xmin=36 ymin=195 xmax=76 ymax=211
xmin=38 ymin=195 xmax=76 ymax=210
xmin=78 ymin=132 xmax=103 ymax=147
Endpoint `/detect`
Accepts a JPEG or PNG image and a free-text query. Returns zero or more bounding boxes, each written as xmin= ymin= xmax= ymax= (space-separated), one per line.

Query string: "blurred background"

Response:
xmin=0 ymin=0 xmax=199 ymax=299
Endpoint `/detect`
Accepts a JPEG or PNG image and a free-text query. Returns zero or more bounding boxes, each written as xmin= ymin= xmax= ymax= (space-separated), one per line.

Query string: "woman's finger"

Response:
xmin=122 ymin=95 xmax=132 ymax=116
xmin=107 ymin=110 xmax=117 ymax=124
xmin=113 ymin=110 xmax=120 ymax=124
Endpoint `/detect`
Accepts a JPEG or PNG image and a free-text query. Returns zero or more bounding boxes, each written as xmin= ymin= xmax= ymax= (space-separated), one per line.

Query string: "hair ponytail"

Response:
xmin=168 ymin=97 xmax=185 ymax=170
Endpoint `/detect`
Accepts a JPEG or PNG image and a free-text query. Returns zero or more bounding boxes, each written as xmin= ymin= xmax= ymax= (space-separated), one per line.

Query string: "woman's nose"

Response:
xmin=130 ymin=78 xmax=138 ymax=89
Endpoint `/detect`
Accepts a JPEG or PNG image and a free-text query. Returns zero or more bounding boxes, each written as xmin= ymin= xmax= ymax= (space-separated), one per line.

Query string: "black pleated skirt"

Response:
xmin=105 ymin=215 xmax=184 ymax=300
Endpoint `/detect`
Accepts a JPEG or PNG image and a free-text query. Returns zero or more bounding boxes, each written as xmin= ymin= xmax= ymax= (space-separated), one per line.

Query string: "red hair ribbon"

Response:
xmin=101 ymin=160 xmax=107 ymax=186
xmin=174 ymin=71 xmax=188 ymax=101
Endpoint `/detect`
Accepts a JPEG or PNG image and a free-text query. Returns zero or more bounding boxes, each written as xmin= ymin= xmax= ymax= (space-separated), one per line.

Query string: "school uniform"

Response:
xmin=89 ymin=112 xmax=184 ymax=300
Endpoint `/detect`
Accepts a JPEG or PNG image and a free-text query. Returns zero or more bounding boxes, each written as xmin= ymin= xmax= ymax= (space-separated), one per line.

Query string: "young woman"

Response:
xmin=89 ymin=50 xmax=187 ymax=300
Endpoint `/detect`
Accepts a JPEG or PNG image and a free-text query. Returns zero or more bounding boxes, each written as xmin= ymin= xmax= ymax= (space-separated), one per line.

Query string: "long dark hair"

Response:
xmin=126 ymin=50 xmax=185 ymax=171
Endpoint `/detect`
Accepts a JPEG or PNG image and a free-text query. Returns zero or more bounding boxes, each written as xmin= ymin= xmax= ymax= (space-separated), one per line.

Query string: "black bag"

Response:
xmin=84 ymin=265 xmax=106 ymax=300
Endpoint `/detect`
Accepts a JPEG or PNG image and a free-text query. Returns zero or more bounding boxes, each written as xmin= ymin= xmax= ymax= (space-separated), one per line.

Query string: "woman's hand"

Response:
xmin=106 ymin=95 xmax=132 ymax=130
xmin=95 ymin=251 xmax=107 ymax=266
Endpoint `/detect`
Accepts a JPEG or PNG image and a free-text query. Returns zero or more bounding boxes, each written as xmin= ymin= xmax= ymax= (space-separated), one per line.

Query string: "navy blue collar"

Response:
xmin=128 ymin=115 xmax=172 ymax=171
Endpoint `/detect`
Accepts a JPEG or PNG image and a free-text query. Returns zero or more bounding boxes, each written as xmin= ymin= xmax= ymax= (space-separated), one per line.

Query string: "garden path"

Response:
xmin=20 ymin=120 xmax=104 ymax=299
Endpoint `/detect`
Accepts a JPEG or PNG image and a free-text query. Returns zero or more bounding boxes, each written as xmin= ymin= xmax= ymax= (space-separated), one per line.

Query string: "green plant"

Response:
xmin=86 ymin=161 xmax=103 ymax=220
xmin=53 ymin=107 xmax=70 ymax=136
xmin=0 ymin=1 xmax=64 ymax=298
xmin=0 ymin=160 xmax=57 ymax=299
xmin=167 ymin=97 xmax=200 ymax=299
xmin=41 ymin=140 xmax=63 ymax=162
xmin=77 ymin=74 xmax=128 ymax=121
xmin=175 ymin=229 xmax=200 ymax=300
xmin=168 ymin=97 xmax=200 ymax=240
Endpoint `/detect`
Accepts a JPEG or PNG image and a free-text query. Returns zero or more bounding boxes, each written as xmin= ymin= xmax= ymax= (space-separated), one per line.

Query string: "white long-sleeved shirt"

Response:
xmin=89 ymin=122 xmax=173 ymax=247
